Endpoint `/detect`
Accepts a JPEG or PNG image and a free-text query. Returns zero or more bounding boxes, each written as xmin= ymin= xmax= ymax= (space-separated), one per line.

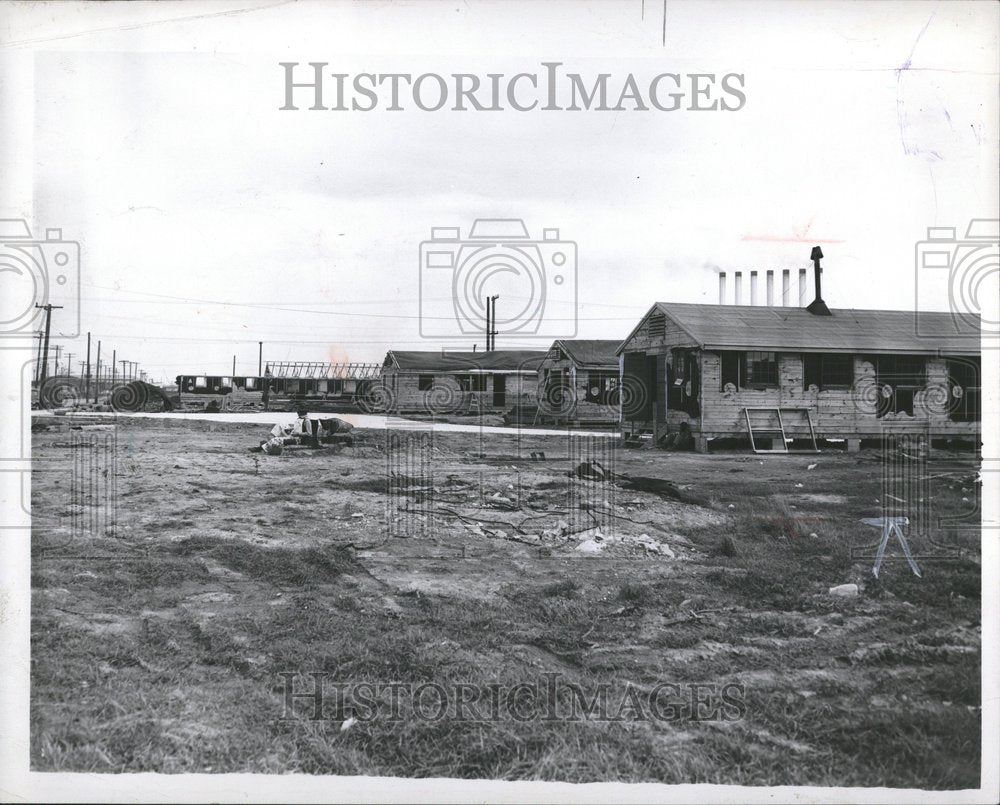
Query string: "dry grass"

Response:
xmin=29 ymin=419 xmax=982 ymax=785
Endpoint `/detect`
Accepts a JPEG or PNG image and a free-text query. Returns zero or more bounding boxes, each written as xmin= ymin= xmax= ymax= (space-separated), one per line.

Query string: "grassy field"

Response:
xmin=30 ymin=417 xmax=982 ymax=786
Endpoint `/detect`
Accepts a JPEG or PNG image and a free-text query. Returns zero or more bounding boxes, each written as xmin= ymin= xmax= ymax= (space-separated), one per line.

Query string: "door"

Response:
xmin=492 ymin=374 xmax=506 ymax=408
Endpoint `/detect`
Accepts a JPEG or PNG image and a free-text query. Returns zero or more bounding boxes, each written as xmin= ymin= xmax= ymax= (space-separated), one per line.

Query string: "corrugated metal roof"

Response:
xmin=552 ymin=339 xmax=621 ymax=368
xmin=616 ymin=303 xmax=980 ymax=355
xmin=385 ymin=350 xmax=548 ymax=372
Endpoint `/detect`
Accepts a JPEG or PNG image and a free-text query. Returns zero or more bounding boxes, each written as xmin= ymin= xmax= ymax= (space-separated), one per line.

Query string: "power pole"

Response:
xmin=232 ymin=355 xmax=236 ymax=376
xmin=488 ymin=295 xmax=499 ymax=351
xmin=85 ymin=332 xmax=92 ymax=400
xmin=34 ymin=304 xmax=62 ymax=384
xmin=111 ymin=349 xmax=117 ymax=388
xmin=34 ymin=332 xmax=44 ymax=385
xmin=120 ymin=359 xmax=128 ymax=385
xmin=258 ymin=342 xmax=263 ymax=376
xmin=95 ymin=340 xmax=102 ymax=403
xmin=53 ymin=344 xmax=62 ymax=376
xmin=65 ymin=352 xmax=74 ymax=377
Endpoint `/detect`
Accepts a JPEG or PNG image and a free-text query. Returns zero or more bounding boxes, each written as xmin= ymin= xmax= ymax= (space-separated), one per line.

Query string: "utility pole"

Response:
xmin=34 ymin=332 xmax=44 ymax=385
xmin=232 ymin=355 xmax=236 ymax=376
xmin=111 ymin=349 xmax=117 ymax=388
xmin=258 ymin=342 xmax=263 ymax=376
xmin=34 ymin=304 xmax=62 ymax=384
xmin=94 ymin=340 xmax=102 ymax=403
xmin=65 ymin=352 xmax=74 ymax=378
xmin=85 ymin=332 xmax=92 ymax=400
xmin=53 ymin=344 xmax=63 ymax=376
xmin=488 ymin=295 xmax=499 ymax=351
xmin=120 ymin=359 xmax=128 ymax=385
xmin=484 ymin=294 xmax=491 ymax=352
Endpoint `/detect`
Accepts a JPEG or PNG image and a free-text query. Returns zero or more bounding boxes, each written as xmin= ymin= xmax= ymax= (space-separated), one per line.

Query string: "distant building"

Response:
xmin=535 ymin=339 xmax=622 ymax=428
xmin=617 ymin=302 xmax=980 ymax=452
xmin=379 ymin=350 xmax=547 ymax=414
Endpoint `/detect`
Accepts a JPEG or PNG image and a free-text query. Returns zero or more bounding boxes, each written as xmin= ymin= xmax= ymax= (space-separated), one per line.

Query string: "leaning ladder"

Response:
xmin=743 ymin=407 xmax=819 ymax=453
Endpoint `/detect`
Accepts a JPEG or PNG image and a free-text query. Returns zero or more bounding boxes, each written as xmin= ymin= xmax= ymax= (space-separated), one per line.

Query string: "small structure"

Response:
xmin=535 ymin=339 xmax=622 ymax=427
xmin=618 ymin=299 xmax=981 ymax=452
xmin=379 ymin=350 xmax=547 ymax=414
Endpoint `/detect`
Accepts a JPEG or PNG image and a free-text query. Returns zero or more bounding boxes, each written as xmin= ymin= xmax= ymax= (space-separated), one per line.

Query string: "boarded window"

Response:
xmin=472 ymin=374 xmax=487 ymax=392
xmin=745 ymin=352 xmax=778 ymax=388
xmin=418 ymin=375 xmax=434 ymax=391
xmin=803 ymin=353 xmax=853 ymax=389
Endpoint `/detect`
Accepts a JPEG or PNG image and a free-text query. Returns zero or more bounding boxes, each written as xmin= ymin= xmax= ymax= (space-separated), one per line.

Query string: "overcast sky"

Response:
xmin=2 ymin=0 xmax=997 ymax=382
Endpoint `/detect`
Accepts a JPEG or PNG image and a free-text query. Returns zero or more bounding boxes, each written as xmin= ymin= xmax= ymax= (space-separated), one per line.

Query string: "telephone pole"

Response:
xmin=34 ymin=332 xmax=44 ymax=385
xmin=111 ymin=349 xmax=117 ymax=388
xmin=85 ymin=332 xmax=92 ymax=400
xmin=65 ymin=352 xmax=74 ymax=377
xmin=258 ymin=342 xmax=263 ymax=375
xmin=34 ymin=304 xmax=62 ymax=384
xmin=94 ymin=340 xmax=102 ymax=403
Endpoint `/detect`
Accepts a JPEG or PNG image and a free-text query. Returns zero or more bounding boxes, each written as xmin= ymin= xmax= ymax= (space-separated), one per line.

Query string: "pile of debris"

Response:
xmin=252 ymin=411 xmax=355 ymax=455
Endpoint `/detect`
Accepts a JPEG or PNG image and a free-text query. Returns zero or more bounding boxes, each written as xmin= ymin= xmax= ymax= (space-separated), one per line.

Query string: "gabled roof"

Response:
xmin=618 ymin=303 xmax=981 ymax=356
xmin=550 ymin=339 xmax=621 ymax=369
xmin=385 ymin=350 xmax=547 ymax=372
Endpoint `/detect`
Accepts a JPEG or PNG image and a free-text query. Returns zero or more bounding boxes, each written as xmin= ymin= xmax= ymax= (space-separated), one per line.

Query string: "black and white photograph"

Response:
xmin=1 ymin=1 xmax=997 ymax=802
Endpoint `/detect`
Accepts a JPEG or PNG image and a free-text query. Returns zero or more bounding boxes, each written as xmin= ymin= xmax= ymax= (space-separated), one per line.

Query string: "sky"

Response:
xmin=1 ymin=0 xmax=997 ymax=383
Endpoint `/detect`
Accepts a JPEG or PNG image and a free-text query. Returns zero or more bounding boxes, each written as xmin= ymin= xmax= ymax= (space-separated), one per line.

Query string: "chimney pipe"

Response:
xmin=798 ymin=269 xmax=808 ymax=306
xmin=781 ymin=270 xmax=790 ymax=306
xmin=750 ymin=271 xmax=758 ymax=305
xmin=734 ymin=271 xmax=743 ymax=305
xmin=766 ymin=271 xmax=774 ymax=306
xmin=718 ymin=272 xmax=726 ymax=305
xmin=806 ymin=246 xmax=832 ymax=315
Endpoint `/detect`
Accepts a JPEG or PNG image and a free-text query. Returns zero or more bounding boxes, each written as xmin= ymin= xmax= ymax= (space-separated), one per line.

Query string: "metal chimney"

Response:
xmin=718 ymin=272 xmax=727 ymax=305
xmin=798 ymin=268 xmax=808 ymax=306
xmin=766 ymin=271 xmax=774 ymax=306
xmin=806 ymin=246 xmax=832 ymax=315
xmin=750 ymin=271 xmax=758 ymax=305
xmin=781 ymin=270 xmax=790 ymax=306
xmin=734 ymin=271 xmax=743 ymax=305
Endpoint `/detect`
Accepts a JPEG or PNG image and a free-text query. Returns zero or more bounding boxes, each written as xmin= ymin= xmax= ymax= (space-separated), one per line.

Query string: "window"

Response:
xmin=720 ymin=351 xmax=741 ymax=390
xmin=585 ymin=371 xmax=618 ymax=404
xmin=875 ymin=355 xmax=926 ymax=417
xmin=803 ymin=353 xmax=853 ymax=389
xmin=471 ymin=374 xmax=488 ymax=392
xmin=418 ymin=374 xmax=434 ymax=391
xmin=245 ymin=377 xmax=257 ymax=390
xmin=745 ymin=352 xmax=778 ymax=388
xmin=194 ymin=376 xmax=207 ymax=388
xmin=948 ymin=357 xmax=980 ymax=422
xmin=454 ymin=374 xmax=471 ymax=392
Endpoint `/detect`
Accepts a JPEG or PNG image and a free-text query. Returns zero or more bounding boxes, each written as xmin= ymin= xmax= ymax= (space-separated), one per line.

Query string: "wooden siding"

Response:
xmin=381 ymin=369 xmax=538 ymax=414
xmin=537 ymin=348 xmax=619 ymax=425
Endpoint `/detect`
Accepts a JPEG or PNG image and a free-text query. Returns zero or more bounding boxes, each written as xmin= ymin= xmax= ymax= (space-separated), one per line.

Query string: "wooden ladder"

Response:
xmin=743 ymin=407 xmax=819 ymax=453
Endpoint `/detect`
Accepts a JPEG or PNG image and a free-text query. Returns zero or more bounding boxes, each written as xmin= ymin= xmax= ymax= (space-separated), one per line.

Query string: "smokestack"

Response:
xmin=718 ymin=272 xmax=727 ymax=305
xmin=806 ymin=246 xmax=832 ymax=315
xmin=734 ymin=271 xmax=743 ymax=305
xmin=766 ymin=271 xmax=774 ymax=306
xmin=750 ymin=271 xmax=758 ymax=305
xmin=798 ymin=269 xmax=808 ymax=306
xmin=781 ymin=270 xmax=790 ymax=306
